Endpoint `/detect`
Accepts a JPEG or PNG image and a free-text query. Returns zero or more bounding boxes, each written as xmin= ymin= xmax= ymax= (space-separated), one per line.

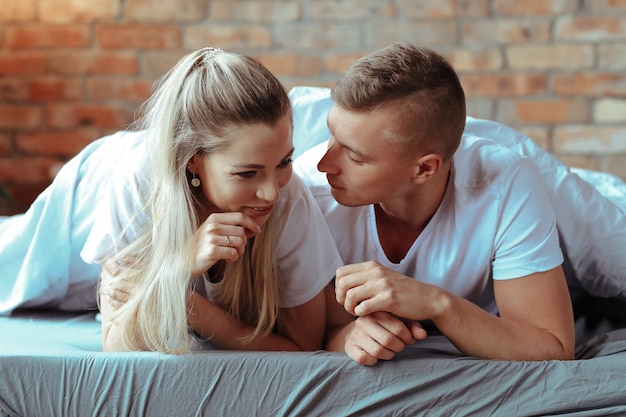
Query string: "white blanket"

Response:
xmin=2 ymin=86 xmax=626 ymax=315
xmin=0 ymin=131 xmax=145 ymax=315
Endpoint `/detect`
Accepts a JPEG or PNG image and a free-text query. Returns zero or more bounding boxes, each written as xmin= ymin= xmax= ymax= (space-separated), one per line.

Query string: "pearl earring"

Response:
xmin=191 ymin=173 xmax=200 ymax=188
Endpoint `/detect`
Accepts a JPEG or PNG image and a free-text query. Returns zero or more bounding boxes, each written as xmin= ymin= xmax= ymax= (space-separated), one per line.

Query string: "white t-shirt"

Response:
xmin=294 ymin=134 xmax=563 ymax=314
xmin=80 ymin=130 xmax=342 ymax=309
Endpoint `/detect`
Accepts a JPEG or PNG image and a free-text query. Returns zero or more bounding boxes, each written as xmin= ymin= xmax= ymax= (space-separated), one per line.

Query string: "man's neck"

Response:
xmin=374 ymin=166 xmax=451 ymax=263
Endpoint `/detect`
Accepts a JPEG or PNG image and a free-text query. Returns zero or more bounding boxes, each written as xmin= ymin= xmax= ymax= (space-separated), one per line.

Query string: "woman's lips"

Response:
xmin=244 ymin=205 xmax=273 ymax=218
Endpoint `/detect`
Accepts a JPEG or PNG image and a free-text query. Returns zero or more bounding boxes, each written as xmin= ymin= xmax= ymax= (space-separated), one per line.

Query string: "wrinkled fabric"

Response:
xmin=0 ymin=132 xmax=145 ymax=315
xmin=1 ymin=311 xmax=626 ymax=417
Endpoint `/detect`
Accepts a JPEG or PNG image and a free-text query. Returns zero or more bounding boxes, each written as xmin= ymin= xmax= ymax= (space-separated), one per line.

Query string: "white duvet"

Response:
xmin=1 ymin=87 xmax=625 ymax=315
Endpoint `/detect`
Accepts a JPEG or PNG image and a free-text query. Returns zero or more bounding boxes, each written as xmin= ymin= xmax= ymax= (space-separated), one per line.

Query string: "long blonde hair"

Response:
xmin=105 ymin=48 xmax=292 ymax=353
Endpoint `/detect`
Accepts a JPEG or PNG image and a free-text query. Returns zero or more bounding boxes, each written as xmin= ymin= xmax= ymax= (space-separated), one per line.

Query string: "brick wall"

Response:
xmin=1 ymin=0 xmax=625 ymax=215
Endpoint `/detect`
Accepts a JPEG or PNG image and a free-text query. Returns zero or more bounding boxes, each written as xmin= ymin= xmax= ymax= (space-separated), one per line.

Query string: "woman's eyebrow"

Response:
xmin=232 ymin=147 xmax=295 ymax=169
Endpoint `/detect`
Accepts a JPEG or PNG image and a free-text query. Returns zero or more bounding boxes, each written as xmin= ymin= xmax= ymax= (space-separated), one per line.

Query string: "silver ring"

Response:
xmin=225 ymin=236 xmax=230 ymax=246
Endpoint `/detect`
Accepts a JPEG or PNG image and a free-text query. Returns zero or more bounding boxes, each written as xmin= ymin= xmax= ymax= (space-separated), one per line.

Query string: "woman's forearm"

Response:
xmin=187 ymin=293 xmax=303 ymax=351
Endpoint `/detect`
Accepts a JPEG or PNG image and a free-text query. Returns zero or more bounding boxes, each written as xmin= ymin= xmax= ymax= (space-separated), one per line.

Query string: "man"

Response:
xmin=294 ymin=42 xmax=575 ymax=365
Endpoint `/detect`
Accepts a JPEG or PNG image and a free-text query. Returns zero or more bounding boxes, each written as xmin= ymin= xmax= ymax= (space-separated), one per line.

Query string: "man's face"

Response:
xmin=317 ymin=105 xmax=415 ymax=207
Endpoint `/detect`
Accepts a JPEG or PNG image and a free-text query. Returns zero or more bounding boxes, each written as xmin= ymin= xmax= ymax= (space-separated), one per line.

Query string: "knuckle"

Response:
xmin=378 ymin=332 xmax=396 ymax=348
xmin=370 ymin=343 xmax=387 ymax=357
xmin=350 ymin=350 xmax=370 ymax=365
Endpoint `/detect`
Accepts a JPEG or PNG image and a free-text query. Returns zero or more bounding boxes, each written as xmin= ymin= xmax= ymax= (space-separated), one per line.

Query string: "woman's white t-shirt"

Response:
xmin=80 ymin=130 xmax=342 ymax=308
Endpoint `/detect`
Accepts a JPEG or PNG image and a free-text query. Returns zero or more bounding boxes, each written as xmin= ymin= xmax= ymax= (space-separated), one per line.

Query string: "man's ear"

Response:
xmin=412 ymin=153 xmax=442 ymax=184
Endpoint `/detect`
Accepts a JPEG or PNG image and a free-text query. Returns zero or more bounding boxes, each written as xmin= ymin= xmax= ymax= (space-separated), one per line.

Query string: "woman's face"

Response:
xmin=190 ymin=114 xmax=294 ymax=227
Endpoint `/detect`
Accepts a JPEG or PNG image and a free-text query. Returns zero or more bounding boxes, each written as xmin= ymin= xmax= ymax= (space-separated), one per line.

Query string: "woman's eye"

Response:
xmin=236 ymin=171 xmax=256 ymax=179
xmin=277 ymin=158 xmax=293 ymax=169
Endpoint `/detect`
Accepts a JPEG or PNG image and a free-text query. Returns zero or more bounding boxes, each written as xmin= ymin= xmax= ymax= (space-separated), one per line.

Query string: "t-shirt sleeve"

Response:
xmin=80 ymin=152 xmax=149 ymax=265
xmin=274 ymin=174 xmax=343 ymax=308
xmin=492 ymin=158 xmax=564 ymax=280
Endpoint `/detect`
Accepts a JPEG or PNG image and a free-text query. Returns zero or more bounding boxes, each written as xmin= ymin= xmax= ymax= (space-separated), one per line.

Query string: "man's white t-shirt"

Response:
xmin=80 ymin=130 xmax=342 ymax=309
xmin=294 ymin=134 xmax=563 ymax=314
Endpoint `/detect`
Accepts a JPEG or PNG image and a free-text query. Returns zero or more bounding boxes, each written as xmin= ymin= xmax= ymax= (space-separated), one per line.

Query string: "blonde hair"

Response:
xmin=104 ymin=48 xmax=292 ymax=353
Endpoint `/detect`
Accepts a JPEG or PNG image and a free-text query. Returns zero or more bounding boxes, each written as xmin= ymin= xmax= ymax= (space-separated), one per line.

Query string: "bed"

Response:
xmin=2 ymin=87 xmax=626 ymax=416
xmin=1 ymin=306 xmax=626 ymax=416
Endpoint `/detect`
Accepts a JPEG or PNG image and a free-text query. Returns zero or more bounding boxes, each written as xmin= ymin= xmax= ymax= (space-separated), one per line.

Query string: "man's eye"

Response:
xmin=347 ymin=152 xmax=363 ymax=164
xmin=236 ymin=171 xmax=256 ymax=179
xmin=277 ymin=158 xmax=293 ymax=169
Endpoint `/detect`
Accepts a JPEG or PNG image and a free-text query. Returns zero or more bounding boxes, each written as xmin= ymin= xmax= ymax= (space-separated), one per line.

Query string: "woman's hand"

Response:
xmin=191 ymin=212 xmax=262 ymax=276
xmin=99 ymin=260 xmax=135 ymax=351
xmin=99 ymin=261 xmax=134 ymax=309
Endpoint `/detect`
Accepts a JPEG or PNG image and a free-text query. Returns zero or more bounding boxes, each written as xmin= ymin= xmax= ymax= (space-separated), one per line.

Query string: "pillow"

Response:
xmin=289 ymin=86 xmax=333 ymax=157
xmin=463 ymin=118 xmax=626 ymax=302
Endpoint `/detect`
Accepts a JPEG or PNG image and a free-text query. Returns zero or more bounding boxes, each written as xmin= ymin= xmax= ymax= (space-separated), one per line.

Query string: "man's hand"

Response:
xmin=335 ymin=261 xmax=445 ymax=321
xmin=344 ymin=312 xmax=427 ymax=365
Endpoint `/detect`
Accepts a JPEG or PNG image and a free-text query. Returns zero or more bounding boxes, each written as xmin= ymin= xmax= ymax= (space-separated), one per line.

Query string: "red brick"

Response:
xmin=96 ymin=24 xmax=181 ymax=49
xmin=185 ymin=24 xmax=272 ymax=49
xmin=494 ymin=0 xmax=579 ymax=16
xmin=516 ymin=126 xmax=550 ymax=150
xmin=554 ymin=125 xmax=626 ymax=154
xmin=0 ymin=156 xmax=59 ymax=183
xmin=463 ymin=19 xmax=550 ymax=45
xmin=281 ymin=78 xmax=334 ymax=92
xmin=507 ymin=45 xmax=594 ymax=70
xmin=86 ymin=78 xmax=152 ymax=101
xmin=466 ymin=98 xmax=494 ymax=120
xmin=0 ymin=53 xmax=48 ymax=75
xmin=0 ymin=133 xmax=12 ymax=156
xmin=598 ymin=44 xmax=626 ymax=69
xmin=556 ymin=16 xmax=626 ymax=41
xmin=30 ymin=78 xmax=83 ymax=101
xmin=588 ymin=0 xmax=626 ymax=12
xmin=46 ymin=104 xmax=134 ymax=129
xmin=444 ymin=48 xmax=504 ymax=72
xmin=461 ymin=73 xmax=548 ymax=97
xmin=325 ymin=53 xmax=367 ymax=74
xmin=307 ymin=0 xmax=395 ymax=19
xmin=16 ymin=130 xmax=100 ymax=157
xmin=0 ymin=182 xmax=52 ymax=215
xmin=371 ymin=21 xmax=456 ymax=47
xmin=0 ymin=78 xmax=83 ymax=102
xmin=0 ymin=106 xmax=42 ymax=129
xmin=5 ymin=25 xmax=91 ymax=49
xmin=553 ymin=73 xmax=626 ymax=96
xmin=272 ymin=23 xmax=362 ymax=49
xmin=49 ymin=52 xmax=139 ymax=75
xmin=256 ymin=54 xmax=322 ymax=77
xmin=457 ymin=0 xmax=490 ymax=17
xmin=607 ymin=154 xmax=626 ymax=180
xmin=557 ymin=155 xmax=600 ymax=172
xmin=400 ymin=0 xmax=456 ymax=18
xmin=142 ymin=51 xmax=187 ymax=79
xmin=496 ymin=99 xmax=590 ymax=125
xmin=0 ymin=0 xmax=37 ymax=22
xmin=210 ymin=0 xmax=300 ymax=22
xmin=39 ymin=0 xmax=119 ymax=23
xmin=514 ymin=99 xmax=590 ymax=124
xmin=125 ymin=0 xmax=206 ymax=22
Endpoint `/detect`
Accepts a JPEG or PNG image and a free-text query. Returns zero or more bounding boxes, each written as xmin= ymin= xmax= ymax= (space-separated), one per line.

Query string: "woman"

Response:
xmin=80 ymin=47 xmax=342 ymax=354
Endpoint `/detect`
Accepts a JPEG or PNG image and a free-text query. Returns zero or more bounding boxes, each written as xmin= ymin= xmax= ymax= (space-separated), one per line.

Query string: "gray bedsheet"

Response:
xmin=1 ymin=310 xmax=626 ymax=417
